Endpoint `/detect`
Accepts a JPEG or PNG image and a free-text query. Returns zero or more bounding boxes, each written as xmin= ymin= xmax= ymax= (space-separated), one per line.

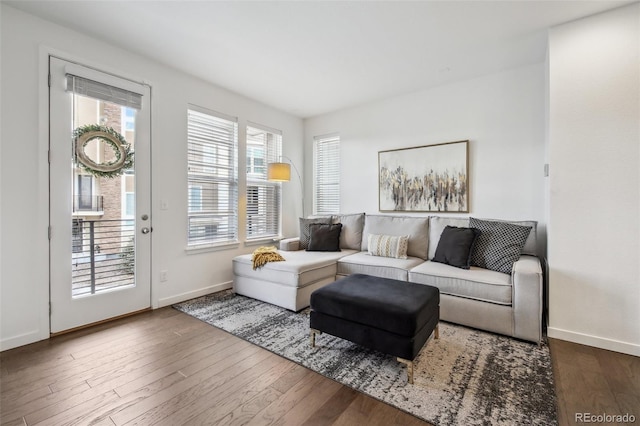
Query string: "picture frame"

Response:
xmin=378 ymin=140 xmax=469 ymax=212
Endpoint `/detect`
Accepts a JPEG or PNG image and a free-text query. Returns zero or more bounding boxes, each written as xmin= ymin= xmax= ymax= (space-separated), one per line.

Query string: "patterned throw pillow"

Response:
xmin=367 ymin=234 xmax=409 ymax=259
xmin=299 ymin=217 xmax=332 ymax=250
xmin=469 ymin=218 xmax=532 ymax=274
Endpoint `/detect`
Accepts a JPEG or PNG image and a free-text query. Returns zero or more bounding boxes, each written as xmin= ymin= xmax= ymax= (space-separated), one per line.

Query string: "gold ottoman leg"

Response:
xmin=435 ymin=323 xmax=439 ymax=339
xmin=397 ymin=357 xmax=414 ymax=384
xmin=310 ymin=328 xmax=321 ymax=347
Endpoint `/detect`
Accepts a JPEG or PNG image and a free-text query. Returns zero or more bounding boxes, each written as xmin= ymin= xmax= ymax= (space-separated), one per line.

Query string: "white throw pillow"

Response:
xmin=367 ymin=234 xmax=409 ymax=259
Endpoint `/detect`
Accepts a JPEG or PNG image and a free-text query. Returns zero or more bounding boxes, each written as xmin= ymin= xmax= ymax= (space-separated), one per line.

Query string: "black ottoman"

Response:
xmin=309 ymin=273 xmax=439 ymax=384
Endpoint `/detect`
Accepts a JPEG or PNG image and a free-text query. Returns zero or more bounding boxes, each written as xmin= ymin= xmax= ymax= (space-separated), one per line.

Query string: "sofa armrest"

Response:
xmin=512 ymin=255 xmax=543 ymax=343
xmin=279 ymin=237 xmax=301 ymax=251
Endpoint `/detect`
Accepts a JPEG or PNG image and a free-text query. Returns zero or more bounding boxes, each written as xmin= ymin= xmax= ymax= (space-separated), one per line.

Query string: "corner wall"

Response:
xmin=548 ymin=3 xmax=640 ymax=356
xmin=304 ymin=63 xmax=547 ymax=254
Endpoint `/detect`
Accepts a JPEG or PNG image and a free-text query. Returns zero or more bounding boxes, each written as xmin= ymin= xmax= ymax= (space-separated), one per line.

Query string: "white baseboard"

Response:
xmin=547 ymin=326 xmax=640 ymax=357
xmin=0 ymin=329 xmax=48 ymax=352
xmin=2 ymin=283 xmax=233 ymax=352
xmin=157 ymin=281 xmax=233 ymax=308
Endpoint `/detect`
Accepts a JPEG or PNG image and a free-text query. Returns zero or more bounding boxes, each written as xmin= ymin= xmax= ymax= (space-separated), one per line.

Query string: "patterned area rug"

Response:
xmin=174 ymin=291 xmax=557 ymax=425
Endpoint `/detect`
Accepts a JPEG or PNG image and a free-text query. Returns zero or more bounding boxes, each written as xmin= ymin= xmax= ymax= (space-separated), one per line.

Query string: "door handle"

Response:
xmin=141 ymin=227 xmax=151 ymax=234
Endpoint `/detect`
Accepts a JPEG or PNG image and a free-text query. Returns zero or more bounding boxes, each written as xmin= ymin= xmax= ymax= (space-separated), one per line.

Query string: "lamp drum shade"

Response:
xmin=267 ymin=162 xmax=291 ymax=182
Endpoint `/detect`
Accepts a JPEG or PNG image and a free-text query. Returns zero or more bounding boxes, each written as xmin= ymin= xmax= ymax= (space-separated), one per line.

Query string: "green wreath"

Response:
xmin=73 ymin=124 xmax=134 ymax=179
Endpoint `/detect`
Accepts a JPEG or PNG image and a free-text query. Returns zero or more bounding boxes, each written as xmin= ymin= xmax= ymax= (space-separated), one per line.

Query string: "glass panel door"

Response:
xmin=49 ymin=57 xmax=151 ymax=333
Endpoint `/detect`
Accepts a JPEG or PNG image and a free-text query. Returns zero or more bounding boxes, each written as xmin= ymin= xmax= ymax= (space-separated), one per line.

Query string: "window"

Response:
xmin=77 ymin=174 xmax=94 ymax=210
xmin=187 ymin=106 xmax=238 ymax=246
xmin=189 ymin=186 xmax=203 ymax=212
xmin=125 ymin=193 xmax=135 ymax=216
xmin=313 ymin=134 xmax=340 ymax=215
xmin=246 ymin=146 xmax=266 ymax=175
xmin=122 ymin=107 xmax=136 ymax=131
xmin=122 ymin=173 xmax=135 ymax=218
xmin=246 ymin=124 xmax=282 ymax=240
xmin=72 ymin=219 xmax=84 ymax=254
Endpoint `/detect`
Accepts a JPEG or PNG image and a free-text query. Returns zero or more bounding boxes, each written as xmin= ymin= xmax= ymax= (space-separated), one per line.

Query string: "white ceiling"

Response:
xmin=5 ymin=0 xmax=634 ymax=118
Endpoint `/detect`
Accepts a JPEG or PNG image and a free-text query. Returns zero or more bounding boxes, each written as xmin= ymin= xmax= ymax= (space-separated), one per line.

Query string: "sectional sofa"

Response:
xmin=232 ymin=213 xmax=544 ymax=343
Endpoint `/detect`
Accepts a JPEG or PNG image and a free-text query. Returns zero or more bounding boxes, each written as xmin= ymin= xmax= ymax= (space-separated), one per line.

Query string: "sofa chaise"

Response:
xmin=232 ymin=213 xmax=544 ymax=343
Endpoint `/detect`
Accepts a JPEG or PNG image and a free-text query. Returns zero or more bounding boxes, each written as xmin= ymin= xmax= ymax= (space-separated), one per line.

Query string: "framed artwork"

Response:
xmin=378 ymin=140 xmax=469 ymax=212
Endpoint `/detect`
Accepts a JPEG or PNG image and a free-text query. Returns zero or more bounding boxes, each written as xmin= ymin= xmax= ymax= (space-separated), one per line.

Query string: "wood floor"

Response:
xmin=0 ymin=308 xmax=638 ymax=426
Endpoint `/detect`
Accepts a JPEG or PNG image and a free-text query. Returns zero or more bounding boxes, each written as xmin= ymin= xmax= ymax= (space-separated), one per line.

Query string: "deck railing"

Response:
xmin=71 ymin=219 xmax=135 ymax=296
xmin=73 ymin=195 xmax=104 ymax=213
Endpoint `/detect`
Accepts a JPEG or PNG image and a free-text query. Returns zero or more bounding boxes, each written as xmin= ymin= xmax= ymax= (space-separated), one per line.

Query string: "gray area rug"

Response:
xmin=174 ymin=291 xmax=557 ymax=425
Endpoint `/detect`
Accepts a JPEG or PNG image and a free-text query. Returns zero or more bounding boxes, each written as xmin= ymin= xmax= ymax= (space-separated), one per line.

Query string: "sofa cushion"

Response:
xmin=432 ymin=226 xmax=480 ymax=269
xmin=307 ymin=223 xmax=342 ymax=252
xmin=469 ymin=218 xmax=532 ymax=274
xmin=279 ymin=237 xmax=300 ymax=251
xmin=361 ymin=215 xmax=429 ymax=260
xmin=409 ymin=261 xmax=512 ymax=305
xmin=337 ymin=251 xmax=424 ymax=281
xmin=367 ymin=234 xmax=409 ymax=259
xmin=233 ymin=249 xmax=356 ymax=288
xmin=299 ymin=216 xmax=332 ymax=250
xmin=332 ymin=213 xmax=365 ymax=250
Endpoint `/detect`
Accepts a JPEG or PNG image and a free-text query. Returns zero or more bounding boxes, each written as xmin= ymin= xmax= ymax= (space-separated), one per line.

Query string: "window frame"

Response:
xmin=245 ymin=123 xmax=283 ymax=242
xmin=186 ymin=105 xmax=239 ymax=249
xmin=313 ymin=133 xmax=341 ymax=215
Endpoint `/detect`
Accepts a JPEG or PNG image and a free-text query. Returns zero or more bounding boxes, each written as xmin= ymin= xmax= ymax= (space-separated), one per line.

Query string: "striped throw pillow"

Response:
xmin=367 ymin=234 xmax=409 ymax=259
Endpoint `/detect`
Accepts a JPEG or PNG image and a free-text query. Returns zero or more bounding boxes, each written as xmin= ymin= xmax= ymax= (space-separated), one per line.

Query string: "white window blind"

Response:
xmin=66 ymin=74 xmax=143 ymax=110
xmin=313 ymin=134 xmax=341 ymax=215
xmin=187 ymin=107 xmax=238 ymax=246
xmin=246 ymin=124 xmax=282 ymax=240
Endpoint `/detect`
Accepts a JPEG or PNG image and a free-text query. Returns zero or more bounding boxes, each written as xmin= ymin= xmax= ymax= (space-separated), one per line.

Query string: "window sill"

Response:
xmin=185 ymin=241 xmax=240 ymax=254
xmin=244 ymin=237 xmax=282 ymax=248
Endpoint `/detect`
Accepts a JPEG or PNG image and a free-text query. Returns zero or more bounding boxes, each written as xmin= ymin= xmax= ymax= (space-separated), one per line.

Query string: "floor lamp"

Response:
xmin=267 ymin=156 xmax=304 ymax=218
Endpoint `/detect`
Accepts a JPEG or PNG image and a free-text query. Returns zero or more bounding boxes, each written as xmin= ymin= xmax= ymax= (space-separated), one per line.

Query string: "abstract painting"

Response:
xmin=379 ymin=140 xmax=469 ymax=212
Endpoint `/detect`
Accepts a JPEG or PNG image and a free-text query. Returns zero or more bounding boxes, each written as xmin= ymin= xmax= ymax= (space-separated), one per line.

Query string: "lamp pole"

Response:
xmin=281 ymin=155 xmax=304 ymax=218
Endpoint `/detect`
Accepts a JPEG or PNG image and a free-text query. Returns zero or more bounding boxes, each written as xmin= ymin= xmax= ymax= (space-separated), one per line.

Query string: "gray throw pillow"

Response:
xmin=299 ymin=217 xmax=332 ymax=250
xmin=307 ymin=223 xmax=342 ymax=252
xmin=432 ymin=226 xmax=481 ymax=270
xmin=469 ymin=218 xmax=532 ymax=274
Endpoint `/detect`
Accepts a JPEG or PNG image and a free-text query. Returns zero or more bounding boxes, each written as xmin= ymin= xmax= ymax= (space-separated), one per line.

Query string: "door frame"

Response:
xmin=47 ymin=52 xmax=153 ymax=334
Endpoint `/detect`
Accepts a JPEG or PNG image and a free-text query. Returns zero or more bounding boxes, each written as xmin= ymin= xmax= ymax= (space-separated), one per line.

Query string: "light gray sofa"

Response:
xmin=232 ymin=213 xmax=544 ymax=343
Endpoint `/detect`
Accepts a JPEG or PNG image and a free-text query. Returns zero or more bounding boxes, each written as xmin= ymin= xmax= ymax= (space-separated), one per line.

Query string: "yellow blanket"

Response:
xmin=252 ymin=246 xmax=285 ymax=270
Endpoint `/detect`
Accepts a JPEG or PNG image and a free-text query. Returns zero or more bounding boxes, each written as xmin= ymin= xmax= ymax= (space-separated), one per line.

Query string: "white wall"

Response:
xmin=548 ymin=3 xmax=640 ymax=356
xmin=0 ymin=5 xmax=304 ymax=350
xmin=304 ymin=63 xmax=547 ymax=253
